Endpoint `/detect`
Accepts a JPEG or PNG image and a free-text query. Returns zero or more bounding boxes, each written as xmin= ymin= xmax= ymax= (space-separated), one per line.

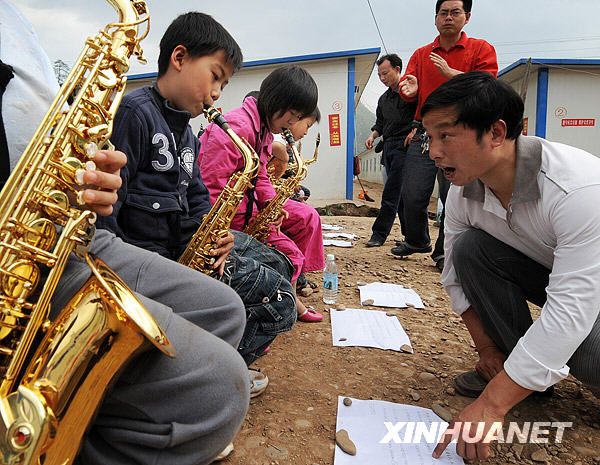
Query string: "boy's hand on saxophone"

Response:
xmin=81 ymin=149 xmax=126 ymax=217
xmin=211 ymin=231 xmax=235 ymax=276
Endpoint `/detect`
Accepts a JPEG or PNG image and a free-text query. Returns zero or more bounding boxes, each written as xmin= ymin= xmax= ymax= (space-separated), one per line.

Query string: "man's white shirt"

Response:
xmin=442 ymin=136 xmax=600 ymax=391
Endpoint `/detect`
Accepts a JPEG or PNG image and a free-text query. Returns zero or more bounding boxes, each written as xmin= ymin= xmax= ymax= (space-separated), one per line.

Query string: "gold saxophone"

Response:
xmin=0 ymin=2 xmax=174 ymax=464
xmin=244 ymin=129 xmax=320 ymax=242
xmin=178 ymin=107 xmax=260 ymax=275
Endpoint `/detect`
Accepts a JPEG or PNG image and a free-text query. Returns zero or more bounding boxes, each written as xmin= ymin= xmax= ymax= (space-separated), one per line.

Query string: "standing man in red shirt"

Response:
xmin=392 ymin=0 xmax=497 ymax=271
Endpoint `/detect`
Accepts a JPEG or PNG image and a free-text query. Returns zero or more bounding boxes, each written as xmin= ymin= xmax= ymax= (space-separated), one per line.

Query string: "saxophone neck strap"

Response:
xmin=243 ymin=126 xmax=265 ymax=229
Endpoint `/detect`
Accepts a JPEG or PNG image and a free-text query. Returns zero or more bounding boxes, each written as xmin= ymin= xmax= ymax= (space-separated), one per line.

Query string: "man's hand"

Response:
xmin=433 ymin=396 xmax=505 ymax=461
xmin=433 ymin=371 xmax=532 ymax=461
xmin=365 ymin=134 xmax=375 ymax=150
xmin=81 ymin=149 xmax=126 ymax=216
xmin=399 ymin=75 xmax=418 ymax=98
xmin=429 ymin=53 xmax=461 ymax=79
xmin=476 ymin=346 xmax=507 ymax=381
xmin=211 ymin=231 xmax=235 ymax=276
xmin=404 ymin=127 xmax=417 ymax=147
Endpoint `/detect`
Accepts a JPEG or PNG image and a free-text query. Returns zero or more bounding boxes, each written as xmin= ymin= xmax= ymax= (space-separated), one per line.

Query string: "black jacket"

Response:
xmin=371 ymin=87 xmax=416 ymax=139
xmin=97 ymin=86 xmax=211 ymax=259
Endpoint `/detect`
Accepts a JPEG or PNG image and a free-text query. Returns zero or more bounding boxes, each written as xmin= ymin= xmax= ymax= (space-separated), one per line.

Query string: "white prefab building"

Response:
xmin=126 ymin=47 xmax=380 ymax=200
xmin=356 ymin=148 xmax=383 ymax=183
xmin=499 ymin=58 xmax=600 ymax=157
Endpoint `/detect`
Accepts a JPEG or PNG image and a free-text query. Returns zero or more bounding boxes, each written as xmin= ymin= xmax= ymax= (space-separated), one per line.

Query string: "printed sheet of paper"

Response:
xmin=334 ymin=397 xmax=464 ymax=465
xmin=322 ymin=223 xmax=344 ymax=231
xmin=330 ymin=308 xmax=411 ymax=352
xmin=324 ymin=239 xmax=353 ymax=248
xmin=323 ymin=232 xmax=358 ymax=240
xmin=359 ymin=282 xmax=424 ymax=309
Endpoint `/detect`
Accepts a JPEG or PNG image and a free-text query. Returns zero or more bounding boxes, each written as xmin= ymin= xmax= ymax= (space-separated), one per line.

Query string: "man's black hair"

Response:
xmin=435 ymin=0 xmax=472 ymax=14
xmin=376 ymin=53 xmax=403 ymax=70
xmin=258 ymin=65 xmax=318 ymax=129
xmin=158 ymin=12 xmax=243 ymax=77
xmin=421 ymin=72 xmax=524 ymax=141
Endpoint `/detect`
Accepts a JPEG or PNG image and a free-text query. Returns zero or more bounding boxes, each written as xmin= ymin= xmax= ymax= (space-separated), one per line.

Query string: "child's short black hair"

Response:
xmin=310 ymin=106 xmax=321 ymax=123
xmin=158 ymin=12 xmax=243 ymax=77
xmin=258 ymin=65 xmax=318 ymax=130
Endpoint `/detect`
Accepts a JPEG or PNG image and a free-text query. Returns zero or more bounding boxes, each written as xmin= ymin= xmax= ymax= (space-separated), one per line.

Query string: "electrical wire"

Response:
xmin=366 ymin=0 xmax=388 ymax=55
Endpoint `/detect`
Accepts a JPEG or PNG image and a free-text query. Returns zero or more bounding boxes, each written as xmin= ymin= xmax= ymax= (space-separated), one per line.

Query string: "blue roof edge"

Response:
xmin=127 ymin=47 xmax=381 ymax=81
xmin=499 ymin=58 xmax=600 ymax=77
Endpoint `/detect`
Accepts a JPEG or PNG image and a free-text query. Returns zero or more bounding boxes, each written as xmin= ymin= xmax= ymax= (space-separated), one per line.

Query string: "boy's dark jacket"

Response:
xmin=97 ymin=85 xmax=211 ymax=259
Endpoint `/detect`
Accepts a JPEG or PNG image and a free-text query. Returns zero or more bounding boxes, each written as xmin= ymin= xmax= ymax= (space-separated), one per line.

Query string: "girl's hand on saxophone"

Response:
xmin=211 ymin=231 xmax=235 ymax=276
xmin=81 ymin=149 xmax=126 ymax=216
xmin=271 ymin=208 xmax=289 ymax=233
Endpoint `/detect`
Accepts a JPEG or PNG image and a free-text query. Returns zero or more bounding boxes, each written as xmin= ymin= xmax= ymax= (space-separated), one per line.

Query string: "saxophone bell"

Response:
xmin=0 ymin=2 xmax=173 ymax=464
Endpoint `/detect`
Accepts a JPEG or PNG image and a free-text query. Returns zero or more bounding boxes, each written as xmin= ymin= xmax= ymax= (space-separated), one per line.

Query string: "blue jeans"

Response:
xmin=370 ymin=137 xmax=407 ymax=241
xmin=402 ymin=129 xmax=450 ymax=259
xmin=223 ymin=231 xmax=296 ymax=365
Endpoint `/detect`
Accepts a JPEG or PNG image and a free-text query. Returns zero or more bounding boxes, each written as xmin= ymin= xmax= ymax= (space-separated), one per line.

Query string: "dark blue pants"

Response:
xmin=370 ymin=137 xmax=408 ymax=241
xmin=402 ymin=129 xmax=450 ymax=260
xmin=224 ymin=231 xmax=296 ymax=365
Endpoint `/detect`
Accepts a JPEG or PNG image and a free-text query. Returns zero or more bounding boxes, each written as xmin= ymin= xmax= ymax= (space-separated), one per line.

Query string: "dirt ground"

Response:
xmin=224 ymin=182 xmax=600 ymax=465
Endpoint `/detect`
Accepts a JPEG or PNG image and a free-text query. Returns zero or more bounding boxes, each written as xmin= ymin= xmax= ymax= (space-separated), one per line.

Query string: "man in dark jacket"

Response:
xmin=365 ymin=54 xmax=416 ymax=248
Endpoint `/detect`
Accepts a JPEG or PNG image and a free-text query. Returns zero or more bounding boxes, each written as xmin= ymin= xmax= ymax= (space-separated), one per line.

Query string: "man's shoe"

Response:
xmin=249 ymin=369 xmax=269 ymax=398
xmin=454 ymin=370 xmax=554 ymax=398
xmin=454 ymin=371 xmax=487 ymax=398
xmin=212 ymin=443 xmax=234 ymax=462
xmin=435 ymin=258 xmax=445 ymax=272
xmin=366 ymin=237 xmax=384 ymax=247
xmin=391 ymin=241 xmax=432 ymax=257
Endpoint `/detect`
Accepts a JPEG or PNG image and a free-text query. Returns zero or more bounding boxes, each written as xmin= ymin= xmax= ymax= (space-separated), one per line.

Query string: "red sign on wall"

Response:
xmin=561 ymin=118 xmax=596 ymax=127
xmin=328 ymin=114 xmax=341 ymax=146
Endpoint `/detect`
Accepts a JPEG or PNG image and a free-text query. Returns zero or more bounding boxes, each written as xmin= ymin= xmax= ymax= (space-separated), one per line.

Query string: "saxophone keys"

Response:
xmin=76 ymin=190 xmax=86 ymax=206
xmin=42 ymin=190 xmax=70 ymax=219
xmin=97 ymin=69 xmax=118 ymax=89
xmin=60 ymin=157 xmax=84 ymax=184
xmin=2 ymin=260 xmax=40 ymax=300
xmin=23 ymin=219 xmax=58 ymax=251
xmin=85 ymin=142 xmax=98 ymax=158
xmin=75 ymin=169 xmax=86 ymax=186
xmin=83 ymin=124 xmax=109 ymax=140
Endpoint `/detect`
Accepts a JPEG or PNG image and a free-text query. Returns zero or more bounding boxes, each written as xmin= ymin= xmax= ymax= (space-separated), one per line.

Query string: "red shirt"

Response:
xmin=401 ymin=32 xmax=498 ymax=120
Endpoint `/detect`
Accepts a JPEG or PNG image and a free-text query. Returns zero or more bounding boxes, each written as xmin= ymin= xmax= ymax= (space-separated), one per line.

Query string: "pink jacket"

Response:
xmin=198 ymin=97 xmax=276 ymax=230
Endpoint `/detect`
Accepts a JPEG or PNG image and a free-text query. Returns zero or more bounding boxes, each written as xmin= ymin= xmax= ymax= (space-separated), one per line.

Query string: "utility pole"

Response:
xmin=53 ymin=59 xmax=70 ymax=86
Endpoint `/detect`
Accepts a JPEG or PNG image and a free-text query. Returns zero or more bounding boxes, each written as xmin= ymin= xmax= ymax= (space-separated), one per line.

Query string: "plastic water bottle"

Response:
xmin=323 ymin=254 xmax=338 ymax=304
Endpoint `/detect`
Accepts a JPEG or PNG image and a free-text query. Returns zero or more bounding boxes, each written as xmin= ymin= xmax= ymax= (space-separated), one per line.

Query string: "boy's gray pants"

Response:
xmin=53 ymin=229 xmax=249 ymax=465
xmin=453 ymin=228 xmax=600 ymax=389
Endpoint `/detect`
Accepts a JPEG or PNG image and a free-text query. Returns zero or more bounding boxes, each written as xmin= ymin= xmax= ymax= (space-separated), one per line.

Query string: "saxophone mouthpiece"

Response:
xmin=282 ymin=129 xmax=295 ymax=146
xmin=204 ymin=106 xmax=230 ymax=130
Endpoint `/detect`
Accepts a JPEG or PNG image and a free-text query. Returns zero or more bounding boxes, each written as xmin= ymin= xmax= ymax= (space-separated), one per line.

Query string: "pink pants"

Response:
xmin=266 ymin=200 xmax=324 ymax=282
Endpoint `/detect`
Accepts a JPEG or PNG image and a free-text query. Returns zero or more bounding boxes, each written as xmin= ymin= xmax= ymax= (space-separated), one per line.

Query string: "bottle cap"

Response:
xmin=326 ymin=254 xmax=335 ymax=261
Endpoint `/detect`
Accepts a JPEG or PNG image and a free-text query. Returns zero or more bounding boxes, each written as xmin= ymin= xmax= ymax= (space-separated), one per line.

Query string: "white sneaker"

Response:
xmin=212 ymin=442 xmax=234 ymax=462
xmin=249 ymin=369 xmax=269 ymax=398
